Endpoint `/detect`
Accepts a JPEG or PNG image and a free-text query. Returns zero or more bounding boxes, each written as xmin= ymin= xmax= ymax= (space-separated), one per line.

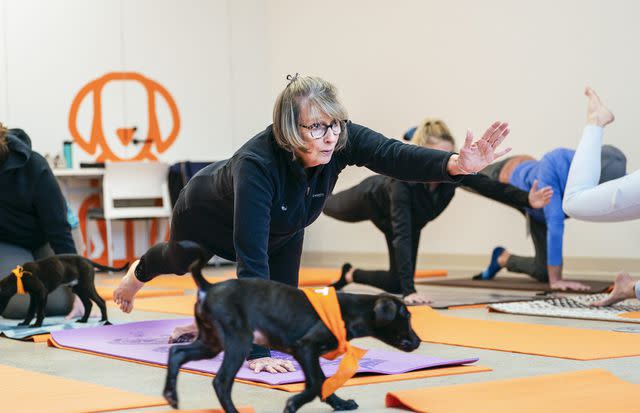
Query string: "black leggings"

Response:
xmin=351 ymin=231 xmax=420 ymax=295
xmin=324 ymin=184 xmax=420 ymax=296
xmin=480 ymin=159 xmax=549 ymax=282
xmin=135 ymin=203 xmax=302 ymax=288
xmin=135 ymin=202 xmax=303 ymax=360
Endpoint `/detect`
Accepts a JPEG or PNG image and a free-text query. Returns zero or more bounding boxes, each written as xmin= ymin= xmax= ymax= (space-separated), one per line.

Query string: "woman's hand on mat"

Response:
xmin=248 ymin=357 xmax=296 ymax=374
xmin=168 ymin=323 xmax=199 ymax=343
xmin=403 ymin=292 xmax=432 ymax=305
xmin=591 ymin=272 xmax=636 ymax=307
xmin=549 ymin=280 xmax=591 ymax=292
xmin=528 ymin=180 xmax=553 ymax=209
xmin=451 ymin=121 xmax=511 ymax=175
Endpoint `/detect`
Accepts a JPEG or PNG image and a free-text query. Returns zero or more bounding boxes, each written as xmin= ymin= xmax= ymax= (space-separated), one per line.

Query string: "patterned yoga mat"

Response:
xmin=489 ymin=294 xmax=640 ymax=323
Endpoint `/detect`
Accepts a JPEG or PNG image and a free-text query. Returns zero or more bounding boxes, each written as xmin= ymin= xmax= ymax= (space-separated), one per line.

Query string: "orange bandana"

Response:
xmin=11 ymin=265 xmax=26 ymax=295
xmin=302 ymin=286 xmax=367 ymax=400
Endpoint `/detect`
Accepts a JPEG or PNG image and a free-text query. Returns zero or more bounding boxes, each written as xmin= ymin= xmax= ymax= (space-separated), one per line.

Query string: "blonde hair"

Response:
xmin=272 ymin=75 xmax=349 ymax=154
xmin=0 ymin=122 xmax=9 ymax=165
xmin=410 ymin=118 xmax=455 ymax=149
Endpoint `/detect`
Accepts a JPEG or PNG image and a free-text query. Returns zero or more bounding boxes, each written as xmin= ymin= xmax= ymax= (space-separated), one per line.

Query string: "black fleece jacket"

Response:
xmin=0 ymin=129 xmax=76 ymax=254
xmin=179 ymin=122 xmax=461 ymax=281
xmin=339 ymin=174 xmax=532 ymax=295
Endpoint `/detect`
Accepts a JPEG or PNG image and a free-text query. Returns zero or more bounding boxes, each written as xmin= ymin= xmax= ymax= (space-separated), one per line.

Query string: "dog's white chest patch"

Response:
xmin=252 ymin=330 xmax=269 ymax=346
xmin=65 ymin=279 xmax=79 ymax=287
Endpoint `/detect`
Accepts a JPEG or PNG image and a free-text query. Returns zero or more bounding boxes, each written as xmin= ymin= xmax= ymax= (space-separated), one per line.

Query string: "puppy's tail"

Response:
xmin=85 ymin=259 xmax=129 ymax=273
xmin=179 ymin=240 xmax=212 ymax=292
xmin=189 ymin=256 xmax=211 ymax=292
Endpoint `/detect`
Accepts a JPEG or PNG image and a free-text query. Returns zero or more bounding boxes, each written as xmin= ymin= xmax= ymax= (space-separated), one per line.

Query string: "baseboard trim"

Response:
xmin=301 ymin=251 xmax=640 ymax=277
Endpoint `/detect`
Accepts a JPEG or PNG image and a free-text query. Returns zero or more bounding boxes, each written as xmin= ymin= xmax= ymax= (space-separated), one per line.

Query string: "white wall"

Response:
xmin=0 ymin=0 xmax=272 ymax=261
xmin=0 ymin=0 xmax=638 ymax=262
xmin=0 ymin=0 xmax=255 ymax=162
xmin=266 ymin=0 xmax=640 ymax=260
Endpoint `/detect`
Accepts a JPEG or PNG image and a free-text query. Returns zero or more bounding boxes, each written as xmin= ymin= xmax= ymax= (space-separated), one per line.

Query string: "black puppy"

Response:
xmin=163 ymin=257 xmax=421 ymax=413
xmin=0 ymin=254 xmax=128 ymax=327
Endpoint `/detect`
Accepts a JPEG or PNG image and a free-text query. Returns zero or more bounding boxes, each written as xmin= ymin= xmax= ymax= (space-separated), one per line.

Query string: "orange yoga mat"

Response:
xmin=96 ymin=285 xmax=185 ymax=300
xmin=410 ymin=306 xmax=640 ymax=360
xmin=145 ymin=409 xmax=254 ymax=413
xmin=99 ymin=275 xmax=229 ymax=290
xmin=1 ymin=363 xmax=167 ymax=413
xmin=386 ymin=369 xmax=639 ymax=413
xmin=619 ymin=311 xmax=640 ymax=319
xmin=266 ymin=365 xmax=489 ymax=392
xmin=223 ymin=267 xmax=447 ymax=286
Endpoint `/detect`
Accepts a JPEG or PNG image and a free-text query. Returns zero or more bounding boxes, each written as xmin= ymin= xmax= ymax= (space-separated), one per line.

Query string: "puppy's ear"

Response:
xmin=373 ymin=296 xmax=398 ymax=327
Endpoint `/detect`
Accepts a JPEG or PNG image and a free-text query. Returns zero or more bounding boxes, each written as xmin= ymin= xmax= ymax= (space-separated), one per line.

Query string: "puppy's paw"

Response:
xmin=103 ymin=320 xmax=112 ymax=326
xmin=283 ymin=399 xmax=299 ymax=413
xmin=332 ymin=399 xmax=358 ymax=411
xmin=17 ymin=321 xmax=30 ymax=327
xmin=163 ymin=389 xmax=179 ymax=409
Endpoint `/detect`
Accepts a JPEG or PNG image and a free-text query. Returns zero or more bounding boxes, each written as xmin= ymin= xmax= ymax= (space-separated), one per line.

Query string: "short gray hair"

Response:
xmin=0 ymin=122 xmax=9 ymax=166
xmin=272 ymin=75 xmax=349 ymax=154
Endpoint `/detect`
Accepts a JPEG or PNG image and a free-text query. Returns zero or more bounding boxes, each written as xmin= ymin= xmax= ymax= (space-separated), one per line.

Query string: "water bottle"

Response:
xmin=63 ymin=140 xmax=73 ymax=169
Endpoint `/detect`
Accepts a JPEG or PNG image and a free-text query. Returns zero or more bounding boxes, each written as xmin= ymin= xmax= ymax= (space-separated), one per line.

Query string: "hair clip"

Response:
xmin=286 ymin=73 xmax=300 ymax=84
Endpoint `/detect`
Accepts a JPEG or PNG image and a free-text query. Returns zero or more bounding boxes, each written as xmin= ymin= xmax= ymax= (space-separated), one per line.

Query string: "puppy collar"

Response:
xmin=302 ymin=286 xmax=367 ymax=400
xmin=11 ymin=265 xmax=27 ymax=295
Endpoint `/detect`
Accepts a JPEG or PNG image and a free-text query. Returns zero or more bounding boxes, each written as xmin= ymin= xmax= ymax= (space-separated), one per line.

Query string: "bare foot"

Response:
xmin=592 ymin=272 xmax=636 ymax=307
xmin=497 ymin=250 xmax=510 ymax=267
xmin=345 ymin=267 xmax=355 ymax=283
xmin=585 ymin=87 xmax=615 ymax=127
xmin=113 ymin=259 xmax=144 ymax=313
xmin=168 ymin=322 xmax=199 ymax=343
xmin=64 ymin=295 xmax=85 ymax=320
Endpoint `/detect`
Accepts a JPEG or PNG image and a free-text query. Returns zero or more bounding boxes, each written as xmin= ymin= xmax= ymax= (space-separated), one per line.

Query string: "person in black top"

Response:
xmin=0 ymin=123 xmax=77 ymax=318
xmin=324 ymin=119 xmax=552 ymax=304
xmin=114 ymin=75 xmax=512 ymax=373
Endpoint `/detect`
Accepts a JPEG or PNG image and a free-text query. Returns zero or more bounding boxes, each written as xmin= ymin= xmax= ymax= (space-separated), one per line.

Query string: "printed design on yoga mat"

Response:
xmin=489 ymin=294 xmax=640 ymax=323
xmin=50 ymin=318 xmax=479 ymax=386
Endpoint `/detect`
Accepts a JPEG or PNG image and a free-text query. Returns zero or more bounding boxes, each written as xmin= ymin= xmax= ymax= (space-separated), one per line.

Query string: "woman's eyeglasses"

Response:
xmin=299 ymin=120 xmax=342 ymax=139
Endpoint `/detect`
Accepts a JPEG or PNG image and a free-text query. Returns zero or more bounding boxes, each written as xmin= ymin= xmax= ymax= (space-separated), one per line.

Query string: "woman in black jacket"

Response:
xmin=324 ymin=119 xmax=552 ymax=305
xmin=114 ymin=75 xmax=512 ymax=372
xmin=0 ymin=124 xmax=77 ymax=318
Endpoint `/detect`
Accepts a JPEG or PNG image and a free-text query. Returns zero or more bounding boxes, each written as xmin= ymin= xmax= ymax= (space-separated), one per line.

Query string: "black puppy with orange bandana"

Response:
xmin=0 ymin=255 xmax=127 ymax=327
xmin=163 ymin=249 xmax=421 ymax=413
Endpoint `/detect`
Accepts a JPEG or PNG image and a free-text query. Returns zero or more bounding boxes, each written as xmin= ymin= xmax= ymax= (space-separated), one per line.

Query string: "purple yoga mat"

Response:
xmin=51 ymin=318 xmax=479 ymax=386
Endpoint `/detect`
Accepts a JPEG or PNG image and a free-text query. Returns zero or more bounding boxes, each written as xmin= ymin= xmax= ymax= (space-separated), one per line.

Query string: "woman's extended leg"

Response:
xmin=563 ymin=87 xmax=640 ymax=221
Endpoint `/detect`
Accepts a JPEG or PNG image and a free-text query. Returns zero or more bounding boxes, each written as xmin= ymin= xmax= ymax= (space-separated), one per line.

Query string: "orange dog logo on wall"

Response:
xmin=69 ymin=72 xmax=180 ymax=161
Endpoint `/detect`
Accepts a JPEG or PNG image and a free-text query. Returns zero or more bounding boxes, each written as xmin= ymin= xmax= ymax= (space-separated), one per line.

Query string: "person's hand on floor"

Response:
xmin=549 ymin=280 xmax=591 ymax=292
xmin=403 ymin=292 xmax=432 ymax=305
xmin=528 ymin=180 xmax=553 ymax=209
xmin=248 ymin=357 xmax=296 ymax=374
xmin=591 ymin=272 xmax=637 ymax=307
xmin=168 ymin=322 xmax=199 ymax=343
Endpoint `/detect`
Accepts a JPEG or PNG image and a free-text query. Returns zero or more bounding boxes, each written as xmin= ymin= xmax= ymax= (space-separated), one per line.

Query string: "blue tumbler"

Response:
xmin=63 ymin=140 xmax=73 ymax=169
